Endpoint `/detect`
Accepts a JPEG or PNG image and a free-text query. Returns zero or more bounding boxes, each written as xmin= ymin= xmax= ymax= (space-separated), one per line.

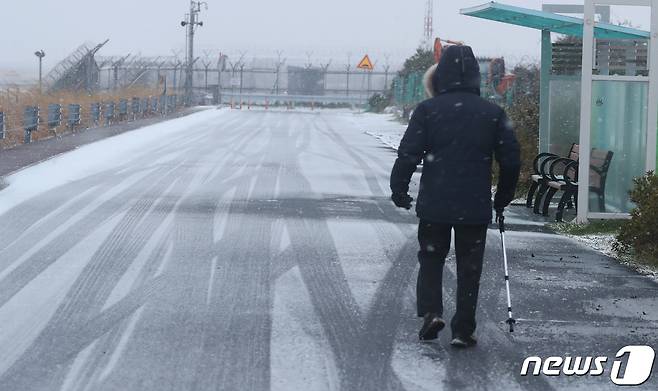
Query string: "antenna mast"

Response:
xmin=424 ymin=0 xmax=434 ymax=48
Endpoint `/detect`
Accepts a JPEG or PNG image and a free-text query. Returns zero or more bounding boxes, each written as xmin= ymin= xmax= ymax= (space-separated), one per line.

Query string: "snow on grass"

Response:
xmin=352 ymin=113 xmax=406 ymax=151
xmin=364 ymin=131 xmax=403 ymax=151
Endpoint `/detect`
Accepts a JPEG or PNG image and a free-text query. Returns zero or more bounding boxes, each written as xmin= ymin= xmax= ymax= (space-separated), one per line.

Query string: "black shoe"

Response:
xmin=450 ymin=334 xmax=477 ymax=348
xmin=418 ymin=313 xmax=445 ymax=341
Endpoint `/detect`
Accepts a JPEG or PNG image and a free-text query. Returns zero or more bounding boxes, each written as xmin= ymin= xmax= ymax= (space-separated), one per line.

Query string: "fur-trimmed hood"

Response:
xmin=423 ymin=45 xmax=481 ymax=98
xmin=423 ymin=64 xmax=439 ymax=98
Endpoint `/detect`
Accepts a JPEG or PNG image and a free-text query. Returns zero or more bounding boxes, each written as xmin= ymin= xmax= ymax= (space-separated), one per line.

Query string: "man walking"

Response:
xmin=390 ymin=45 xmax=521 ymax=347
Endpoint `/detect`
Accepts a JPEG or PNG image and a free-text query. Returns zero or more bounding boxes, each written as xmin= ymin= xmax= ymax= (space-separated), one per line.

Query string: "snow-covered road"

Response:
xmin=0 ymin=109 xmax=655 ymax=390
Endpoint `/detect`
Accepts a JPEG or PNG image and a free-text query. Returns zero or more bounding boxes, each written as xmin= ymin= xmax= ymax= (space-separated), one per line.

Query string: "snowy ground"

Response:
xmin=560 ymin=233 xmax=658 ymax=284
xmin=360 ymin=112 xmax=407 ymax=151
xmin=0 ymin=109 xmax=656 ymax=390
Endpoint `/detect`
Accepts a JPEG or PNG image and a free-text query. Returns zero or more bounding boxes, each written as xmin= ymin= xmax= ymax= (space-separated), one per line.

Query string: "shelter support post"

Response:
xmin=576 ymin=0 xmax=596 ymax=223
xmin=648 ymin=0 xmax=658 ymax=171
xmin=540 ymin=29 xmax=552 ymax=153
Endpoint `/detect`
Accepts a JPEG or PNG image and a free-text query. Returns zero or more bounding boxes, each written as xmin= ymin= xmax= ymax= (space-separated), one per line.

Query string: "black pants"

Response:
xmin=417 ymin=220 xmax=488 ymax=337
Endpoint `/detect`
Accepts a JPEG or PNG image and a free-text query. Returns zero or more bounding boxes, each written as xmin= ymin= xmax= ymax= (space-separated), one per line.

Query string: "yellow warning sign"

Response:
xmin=357 ymin=54 xmax=374 ymax=70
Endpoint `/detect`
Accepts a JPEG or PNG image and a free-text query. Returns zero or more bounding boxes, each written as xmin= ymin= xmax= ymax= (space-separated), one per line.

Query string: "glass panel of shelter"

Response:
xmin=588 ymin=3 xmax=652 ymax=213
xmin=546 ymin=1 xmax=654 ymax=218
xmin=590 ymin=80 xmax=648 ymax=213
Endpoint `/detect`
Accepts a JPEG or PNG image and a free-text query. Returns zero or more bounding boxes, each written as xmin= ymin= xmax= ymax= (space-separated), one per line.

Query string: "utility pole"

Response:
xmin=181 ymin=1 xmax=207 ymax=106
xmin=34 ymin=50 xmax=45 ymax=94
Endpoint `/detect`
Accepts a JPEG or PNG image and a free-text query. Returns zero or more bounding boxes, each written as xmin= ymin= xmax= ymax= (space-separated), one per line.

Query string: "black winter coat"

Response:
xmin=390 ymin=45 xmax=521 ymax=224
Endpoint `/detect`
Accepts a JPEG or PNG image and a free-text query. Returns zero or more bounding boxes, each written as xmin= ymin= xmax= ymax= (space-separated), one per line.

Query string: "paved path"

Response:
xmin=0 ymin=109 xmax=655 ymax=390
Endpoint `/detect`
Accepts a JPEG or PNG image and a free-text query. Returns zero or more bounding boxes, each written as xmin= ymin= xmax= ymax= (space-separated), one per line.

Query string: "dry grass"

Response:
xmin=0 ymin=86 xmax=169 ymax=149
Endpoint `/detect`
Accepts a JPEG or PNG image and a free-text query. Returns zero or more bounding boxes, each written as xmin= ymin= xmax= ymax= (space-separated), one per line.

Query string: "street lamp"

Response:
xmin=34 ymin=50 xmax=45 ymax=93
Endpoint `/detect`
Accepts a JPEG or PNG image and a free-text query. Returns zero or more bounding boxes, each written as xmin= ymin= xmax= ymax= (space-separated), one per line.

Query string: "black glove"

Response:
xmin=391 ymin=193 xmax=413 ymax=210
xmin=493 ymin=195 xmax=509 ymax=214
xmin=495 ymin=207 xmax=505 ymax=222
xmin=495 ymin=208 xmax=505 ymax=232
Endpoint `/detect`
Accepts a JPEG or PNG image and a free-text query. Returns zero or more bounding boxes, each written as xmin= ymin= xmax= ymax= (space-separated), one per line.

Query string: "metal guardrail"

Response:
xmin=23 ymin=106 xmax=39 ymax=143
xmin=90 ymin=102 xmax=101 ymax=126
xmin=68 ymin=104 xmax=81 ymax=128
xmin=47 ymin=104 xmax=62 ymax=128
xmin=141 ymin=97 xmax=150 ymax=116
xmin=104 ymin=102 xmax=116 ymax=126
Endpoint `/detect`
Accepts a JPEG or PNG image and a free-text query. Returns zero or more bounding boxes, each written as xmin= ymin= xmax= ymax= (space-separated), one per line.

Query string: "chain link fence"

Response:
xmin=391 ymin=67 xmax=516 ymax=111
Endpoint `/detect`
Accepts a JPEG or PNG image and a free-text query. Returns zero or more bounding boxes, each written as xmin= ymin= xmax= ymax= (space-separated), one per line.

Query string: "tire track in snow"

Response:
xmin=0 ymin=108 xmax=252 ymax=390
xmin=312 ymin=113 xmax=420 ymax=390
xmin=194 ymin=138 xmax=279 ymax=391
xmin=0 ymin=112 xmax=249 ymax=308
xmin=0 ymin=165 xmax=166 ymax=309
xmin=273 ymin=114 xmax=365 ymax=390
xmin=0 ymin=159 xmax=204 ymax=389
xmin=64 ymin=110 xmax=266 ymax=391
xmin=0 ymin=110 xmax=242 ymax=252
xmin=92 ymin=111 xmax=276 ymax=391
xmin=0 ymin=117 xmax=227 ymax=261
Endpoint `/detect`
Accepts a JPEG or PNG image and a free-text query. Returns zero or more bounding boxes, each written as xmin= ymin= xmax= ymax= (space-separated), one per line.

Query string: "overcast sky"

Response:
xmin=0 ymin=0 xmax=651 ymax=78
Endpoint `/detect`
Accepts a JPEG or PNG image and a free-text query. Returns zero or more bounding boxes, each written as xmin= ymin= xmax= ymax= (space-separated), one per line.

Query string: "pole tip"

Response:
xmin=507 ymin=318 xmax=516 ymax=333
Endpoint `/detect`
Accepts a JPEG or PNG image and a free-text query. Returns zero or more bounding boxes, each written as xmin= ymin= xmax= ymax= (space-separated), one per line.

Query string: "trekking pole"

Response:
xmin=496 ymin=209 xmax=516 ymax=333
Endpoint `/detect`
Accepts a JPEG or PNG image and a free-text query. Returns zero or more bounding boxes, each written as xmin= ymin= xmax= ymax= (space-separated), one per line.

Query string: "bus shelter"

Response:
xmin=461 ymin=1 xmax=658 ymax=222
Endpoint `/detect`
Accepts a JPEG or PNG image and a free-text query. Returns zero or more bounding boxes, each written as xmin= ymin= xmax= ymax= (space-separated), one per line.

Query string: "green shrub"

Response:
xmin=496 ymin=64 xmax=540 ymax=197
xmin=613 ymin=172 xmax=658 ymax=265
xmin=508 ymin=94 xmax=539 ymax=196
xmin=398 ymin=47 xmax=435 ymax=78
xmin=367 ymin=93 xmax=391 ymax=113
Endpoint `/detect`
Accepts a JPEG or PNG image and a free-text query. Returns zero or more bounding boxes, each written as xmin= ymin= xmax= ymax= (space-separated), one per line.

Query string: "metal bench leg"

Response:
xmin=542 ymin=187 xmax=558 ymax=216
xmin=533 ymin=183 xmax=548 ymax=214
xmin=526 ymin=181 xmax=539 ymax=208
xmin=555 ymin=190 xmax=572 ymax=222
